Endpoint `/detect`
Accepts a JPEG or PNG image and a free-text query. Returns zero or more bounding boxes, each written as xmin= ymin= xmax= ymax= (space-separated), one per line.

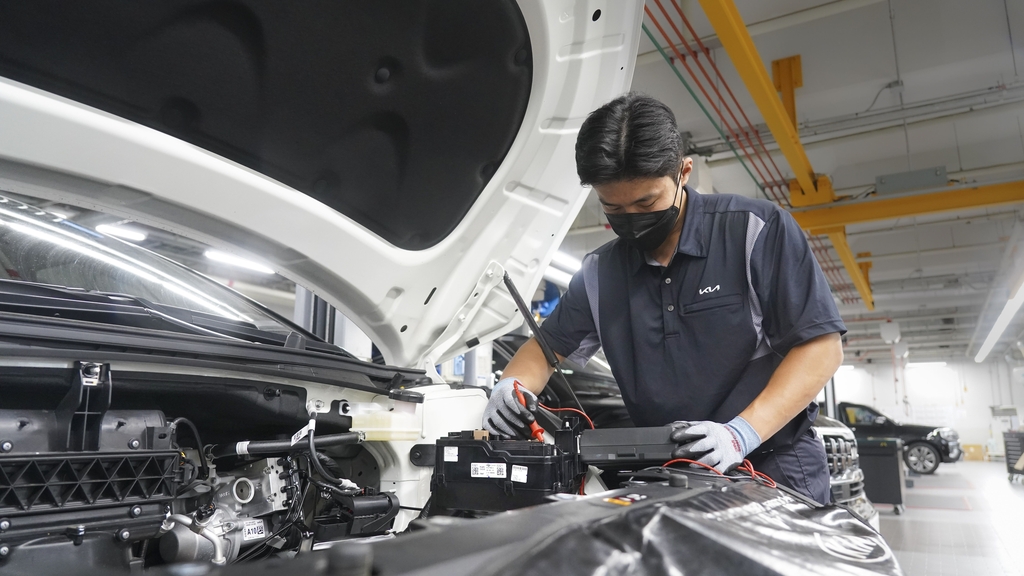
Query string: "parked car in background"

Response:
xmin=837 ymin=402 xmax=962 ymax=474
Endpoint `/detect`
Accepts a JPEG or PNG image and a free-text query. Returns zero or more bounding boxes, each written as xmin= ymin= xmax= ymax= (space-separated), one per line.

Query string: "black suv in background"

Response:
xmin=837 ymin=402 xmax=962 ymax=474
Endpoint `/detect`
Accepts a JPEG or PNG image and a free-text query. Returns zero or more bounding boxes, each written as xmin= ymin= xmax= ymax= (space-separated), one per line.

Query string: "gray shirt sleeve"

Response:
xmin=749 ymin=209 xmax=847 ymax=355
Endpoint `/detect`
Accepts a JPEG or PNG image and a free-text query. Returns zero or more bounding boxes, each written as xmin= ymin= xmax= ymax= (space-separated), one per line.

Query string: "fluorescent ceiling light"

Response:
xmin=542 ymin=266 xmax=572 ymax=288
xmin=907 ymin=361 xmax=947 ymax=368
xmin=96 ymin=224 xmax=147 ymax=242
xmin=550 ymin=251 xmax=582 ymax=273
xmin=49 ymin=211 xmax=69 ymax=220
xmin=975 ymin=273 xmax=1024 ymax=362
xmin=205 ymin=250 xmax=274 ymax=274
xmin=837 ymin=365 xmax=855 ymax=372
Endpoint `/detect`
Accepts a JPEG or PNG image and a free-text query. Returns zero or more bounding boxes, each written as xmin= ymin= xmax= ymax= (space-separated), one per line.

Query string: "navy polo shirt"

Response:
xmin=539 ymin=186 xmax=846 ymax=449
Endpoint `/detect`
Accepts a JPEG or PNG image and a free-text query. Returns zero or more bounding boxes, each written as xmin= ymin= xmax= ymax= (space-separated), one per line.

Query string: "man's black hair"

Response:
xmin=575 ymin=92 xmax=684 ymax=186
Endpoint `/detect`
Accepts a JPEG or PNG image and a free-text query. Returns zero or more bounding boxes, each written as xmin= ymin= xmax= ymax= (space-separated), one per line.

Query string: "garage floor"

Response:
xmin=876 ymin=461 xmax=1024 ymax=575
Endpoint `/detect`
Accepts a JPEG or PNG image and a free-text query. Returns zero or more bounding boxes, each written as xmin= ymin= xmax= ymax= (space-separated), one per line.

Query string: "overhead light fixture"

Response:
xmin=542 ymin=266 xmax=572 ymax=288
xmin=907 ymin=361 xmax=947 ymax=368
xmin=204 ymin=250 xmax=275 ymax=274
xmin=836 ymin=365 xmax=855 ymax=372
xmin=96 ymin=224 xmax=147 ymax=242
xmin=975 ymin=271 xmax=1024 ymax=362
xmin=550 ymin=251 xmax=582 ymax=273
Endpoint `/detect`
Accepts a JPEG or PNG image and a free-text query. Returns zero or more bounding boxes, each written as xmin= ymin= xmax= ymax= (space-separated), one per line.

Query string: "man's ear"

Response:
xmin=678 ymin=157 xmax=695 ymax=186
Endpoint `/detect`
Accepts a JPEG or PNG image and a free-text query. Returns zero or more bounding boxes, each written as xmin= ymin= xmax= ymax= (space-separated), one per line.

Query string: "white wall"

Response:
xmin=833 ymin=359 xmax=1023 ymax=448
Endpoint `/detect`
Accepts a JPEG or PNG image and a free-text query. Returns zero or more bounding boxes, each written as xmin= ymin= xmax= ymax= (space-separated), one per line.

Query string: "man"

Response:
xmin=482 ymin=93 xmax=845 ymax=504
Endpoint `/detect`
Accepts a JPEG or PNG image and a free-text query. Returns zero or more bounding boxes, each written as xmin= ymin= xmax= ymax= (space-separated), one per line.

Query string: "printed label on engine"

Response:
xmin=444 ymin=446 xmax=459 ymax=462
xmin=470 ymin=462 xmax=506 ymax=479
xmin=242 ymin=518 xmax=266 ymax=541
xmin=511 ymin=464 xmax=528 ymax=484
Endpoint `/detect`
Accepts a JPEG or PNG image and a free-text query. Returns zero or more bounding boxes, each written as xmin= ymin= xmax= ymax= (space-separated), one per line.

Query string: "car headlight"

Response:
xmin=935 ymin=428 xmax=958 ymax=441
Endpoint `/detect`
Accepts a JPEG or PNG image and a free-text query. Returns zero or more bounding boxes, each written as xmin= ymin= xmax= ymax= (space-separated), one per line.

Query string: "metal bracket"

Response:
xmin=53 ymin=362 xmax=112 ymax=451
xmin=409 ymin=444 xmax=436 ymax=467
xmin=421 ymin=260 xmax=516 ymax=369
xmin=305 ymin=399 xmax=330 ymax=415
xmin=789 ymin=175 xmax=835 ymax=207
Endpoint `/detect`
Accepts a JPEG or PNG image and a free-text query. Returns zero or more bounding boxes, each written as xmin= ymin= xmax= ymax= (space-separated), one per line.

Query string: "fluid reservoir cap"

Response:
xmin=388 ymin=389 xmax=424 ymax=404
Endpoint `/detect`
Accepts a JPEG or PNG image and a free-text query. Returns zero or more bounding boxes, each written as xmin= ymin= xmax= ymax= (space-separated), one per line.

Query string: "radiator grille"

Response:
xmin=822 ymin=435 xmax=858 ymax=476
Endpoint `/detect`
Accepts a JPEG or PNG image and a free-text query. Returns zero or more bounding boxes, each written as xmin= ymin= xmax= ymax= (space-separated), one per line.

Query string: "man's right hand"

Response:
xmin=482 ymin=377 xmax=538 ymax=438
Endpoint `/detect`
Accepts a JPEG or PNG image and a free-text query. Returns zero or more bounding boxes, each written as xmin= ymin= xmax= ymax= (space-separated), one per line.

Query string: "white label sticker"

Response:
xmin=511 ymin=465 xmax=528 ymax=484
xmin=242 ymin=518 xmax=266 ymax=541
xmin=470 ymin=462 xmax=507 ymax=479
xmin=444 ymin=446 xmax=459 ymax=462
xmin=290 ymin=418 xmax=316 ymax=446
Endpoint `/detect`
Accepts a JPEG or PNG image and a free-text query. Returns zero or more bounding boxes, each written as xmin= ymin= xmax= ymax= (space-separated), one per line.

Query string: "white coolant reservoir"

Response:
xmin=348 ymin=398 xmax=421 ymax=441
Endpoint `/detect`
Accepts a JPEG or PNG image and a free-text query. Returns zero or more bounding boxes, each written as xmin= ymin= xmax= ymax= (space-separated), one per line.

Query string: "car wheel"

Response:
xmin=905 ymin=442 xmax=940 ymax=474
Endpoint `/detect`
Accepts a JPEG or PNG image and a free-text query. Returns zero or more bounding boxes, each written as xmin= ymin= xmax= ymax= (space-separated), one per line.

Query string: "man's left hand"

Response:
xmin=670 ymin=417 xmax=761 ymax=473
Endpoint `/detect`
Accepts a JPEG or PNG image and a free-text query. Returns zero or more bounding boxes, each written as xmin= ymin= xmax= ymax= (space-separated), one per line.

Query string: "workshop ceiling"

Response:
xmin=564 ymin=0 xmax=1024 ymax=363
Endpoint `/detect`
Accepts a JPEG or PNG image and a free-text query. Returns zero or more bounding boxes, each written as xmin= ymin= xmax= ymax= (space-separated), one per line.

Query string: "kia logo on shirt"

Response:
xmin=698 ymin=285 xmax=720 ymax=295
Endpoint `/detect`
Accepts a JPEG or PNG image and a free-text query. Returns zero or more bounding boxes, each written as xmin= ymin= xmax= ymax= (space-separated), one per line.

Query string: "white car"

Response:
xmin=0 ymin=2 xmax=899 ymax=574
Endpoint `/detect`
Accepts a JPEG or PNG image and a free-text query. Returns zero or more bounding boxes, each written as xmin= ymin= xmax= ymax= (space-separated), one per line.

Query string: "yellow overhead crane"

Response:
xmin=698 ymin=0 xmax=1024 ymax=312
xmin=697 ymin=0 xmax=873 ymax=309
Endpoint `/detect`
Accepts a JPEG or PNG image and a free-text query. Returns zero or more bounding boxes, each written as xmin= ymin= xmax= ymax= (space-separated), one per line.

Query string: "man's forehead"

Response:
xmin=595 ymin=177 xmax=672 ymax=205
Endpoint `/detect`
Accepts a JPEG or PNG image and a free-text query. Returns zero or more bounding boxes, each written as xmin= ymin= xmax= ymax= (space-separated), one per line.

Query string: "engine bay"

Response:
xmin=0 ymin=361 xmax=401 ymax=574
xmin=0 ymin=360 xmax=897 ymax=576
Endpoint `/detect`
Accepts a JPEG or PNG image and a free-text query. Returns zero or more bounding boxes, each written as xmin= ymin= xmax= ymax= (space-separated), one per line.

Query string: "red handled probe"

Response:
xmin=513 ymin=380 xmax=546 ymax=442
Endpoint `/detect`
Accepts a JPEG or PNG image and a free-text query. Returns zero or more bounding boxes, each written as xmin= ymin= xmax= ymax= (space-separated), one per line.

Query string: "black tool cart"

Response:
xmin=1005 ymin=431 xmax=1024 ymax=482
xmin=858 ymin=437 xmax=907 ymax=514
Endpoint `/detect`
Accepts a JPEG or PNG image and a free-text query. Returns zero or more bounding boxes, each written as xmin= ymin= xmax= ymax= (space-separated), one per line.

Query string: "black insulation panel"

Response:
xmin=0 ymin=1 xmax=533 ymax=249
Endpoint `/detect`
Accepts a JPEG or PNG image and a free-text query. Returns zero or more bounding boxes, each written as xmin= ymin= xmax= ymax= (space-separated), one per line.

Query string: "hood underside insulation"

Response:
xmin=0 ymin=0 xmax=533 ymax=249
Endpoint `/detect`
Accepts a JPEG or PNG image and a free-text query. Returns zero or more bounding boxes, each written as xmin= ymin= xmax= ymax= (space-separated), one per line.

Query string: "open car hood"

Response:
xmin=0 ymin=1 xmax=642 ymax=370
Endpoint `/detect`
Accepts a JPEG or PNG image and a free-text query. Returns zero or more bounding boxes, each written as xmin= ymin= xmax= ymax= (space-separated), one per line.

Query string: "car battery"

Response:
xmin=431 ymin=429 xmax=583 ymax=513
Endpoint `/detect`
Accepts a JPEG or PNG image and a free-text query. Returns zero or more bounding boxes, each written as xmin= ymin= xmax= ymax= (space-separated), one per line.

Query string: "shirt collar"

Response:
xmin=627 ymin=185 xmax=707 ymax=273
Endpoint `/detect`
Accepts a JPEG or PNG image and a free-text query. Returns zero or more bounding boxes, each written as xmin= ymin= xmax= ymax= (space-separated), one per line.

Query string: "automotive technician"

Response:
xmin=483 ymin=93 xmax=845 ymax=504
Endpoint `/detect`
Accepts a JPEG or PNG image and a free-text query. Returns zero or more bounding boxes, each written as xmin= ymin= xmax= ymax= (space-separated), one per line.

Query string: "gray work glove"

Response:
xmin=482 ymin=377 xmax=538 ymax=439
xmin=670 ymin=416 xmax=762 ymax=473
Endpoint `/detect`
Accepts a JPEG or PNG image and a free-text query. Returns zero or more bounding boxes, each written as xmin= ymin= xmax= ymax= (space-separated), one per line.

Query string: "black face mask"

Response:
xmin=605 ymin=179 xmax=682 ymax=253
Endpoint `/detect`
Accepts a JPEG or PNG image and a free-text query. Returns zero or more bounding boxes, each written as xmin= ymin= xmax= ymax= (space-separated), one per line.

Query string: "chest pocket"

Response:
xmin=675 ymin=292 xmax=754 ymax=360
xmin=682 ymin=293 xmax=743 ymax=314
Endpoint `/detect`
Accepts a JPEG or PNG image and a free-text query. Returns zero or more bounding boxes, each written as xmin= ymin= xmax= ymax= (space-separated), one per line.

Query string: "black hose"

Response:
xmin=171 ymin=417 xmax=209 ymax=480
xmin=308 ymin=426 xmax=348 ymax=485
xmin=209 ymin=431 xmax=361 ymax=460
